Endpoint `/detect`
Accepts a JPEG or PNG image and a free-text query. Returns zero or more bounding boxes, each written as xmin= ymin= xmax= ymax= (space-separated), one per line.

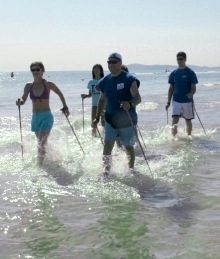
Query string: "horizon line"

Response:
xmin=1 ymin=64 xmax=220 ymax=73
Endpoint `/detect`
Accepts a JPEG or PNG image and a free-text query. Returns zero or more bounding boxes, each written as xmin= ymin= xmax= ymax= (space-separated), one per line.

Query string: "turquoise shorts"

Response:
xmin=31 ymin=111 xmax=54 ymax=132
xmin=105 ymin=121 xmax=135 ymax=147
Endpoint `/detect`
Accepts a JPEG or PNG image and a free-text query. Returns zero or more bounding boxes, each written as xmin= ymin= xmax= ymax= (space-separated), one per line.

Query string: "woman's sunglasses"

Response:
xmin=31 ymin=68 xmax=41 ymax=72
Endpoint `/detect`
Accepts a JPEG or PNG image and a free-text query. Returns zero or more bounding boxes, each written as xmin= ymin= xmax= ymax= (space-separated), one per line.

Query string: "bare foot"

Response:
xmin=171 ymin=124 xmax=178 ymax=137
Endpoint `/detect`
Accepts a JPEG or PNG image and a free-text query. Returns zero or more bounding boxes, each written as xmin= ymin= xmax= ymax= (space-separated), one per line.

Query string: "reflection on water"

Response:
xmin=1 ymin=69 xmax=220 ymax=257
xmin=91 ymin=202 xmax=156 ymax=259
xmin=26 ymin=192 xmax=65 ymax=258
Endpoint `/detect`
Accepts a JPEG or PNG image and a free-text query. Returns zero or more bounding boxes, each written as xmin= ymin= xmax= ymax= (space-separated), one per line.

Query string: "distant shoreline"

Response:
xmin=127 ymin=63 xmax=220 ymax=71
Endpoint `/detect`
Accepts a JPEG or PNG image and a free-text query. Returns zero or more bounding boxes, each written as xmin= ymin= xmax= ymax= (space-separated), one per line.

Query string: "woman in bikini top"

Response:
xmin=29 ymin=80 xmax=50 ymax=102
xmin=16 ymin=61 xmax=70 ymax=165
xmin=29 ymin=78 xmax=51 ymax=113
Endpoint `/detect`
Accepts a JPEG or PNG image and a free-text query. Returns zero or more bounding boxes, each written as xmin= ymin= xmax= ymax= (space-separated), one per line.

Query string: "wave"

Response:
xmin=136 ymin=102 xmax=159 ymax=112
xmin=204 ymin=101 xmax=220 ymax=108
xmin=201 ymin=82 xmax=220 ymax=87
xmin=134 ymin=72 xmax=155 ymax=75
xmin=195 ymin=70 xmax=220 ymax=74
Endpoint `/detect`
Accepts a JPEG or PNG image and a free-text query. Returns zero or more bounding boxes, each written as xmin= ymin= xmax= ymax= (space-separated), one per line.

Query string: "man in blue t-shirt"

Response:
xmin=165 ymin=51 xmax=198 ymax=137
xmin=93 ymin=52 xmax=141 ymax=177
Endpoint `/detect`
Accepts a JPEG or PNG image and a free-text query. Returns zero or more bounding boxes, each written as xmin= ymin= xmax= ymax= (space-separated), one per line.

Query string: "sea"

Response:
xmin=0 ymin=68 xmax=220 ymax=259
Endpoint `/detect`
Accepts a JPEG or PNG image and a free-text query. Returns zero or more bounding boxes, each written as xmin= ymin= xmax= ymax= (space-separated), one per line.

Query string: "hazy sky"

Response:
xmin=0 ymin=0 xmax=220 ymax=71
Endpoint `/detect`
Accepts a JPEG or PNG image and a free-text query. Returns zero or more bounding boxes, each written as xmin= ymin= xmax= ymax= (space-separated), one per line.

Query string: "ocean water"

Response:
xmin=0 ymin=68 xmax=220 ymax=259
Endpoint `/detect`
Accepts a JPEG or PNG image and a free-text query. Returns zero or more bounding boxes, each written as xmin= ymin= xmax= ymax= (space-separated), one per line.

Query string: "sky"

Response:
xmin=0 ymin=0 xmax=220 ymax=71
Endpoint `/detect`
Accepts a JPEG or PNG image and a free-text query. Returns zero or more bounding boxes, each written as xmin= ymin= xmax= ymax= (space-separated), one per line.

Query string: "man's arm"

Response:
xmin=187 ymin=84 xmax=196 ymax=99
xmin=92 ymin=91 xmax=106 ymax=126
xmin=96 ymin=92 xmax=106 ymax=118
xmin=130 ymin=80 xmax=141 ymax=106
xmin=121 ymin=80 xmax=141 ymax=110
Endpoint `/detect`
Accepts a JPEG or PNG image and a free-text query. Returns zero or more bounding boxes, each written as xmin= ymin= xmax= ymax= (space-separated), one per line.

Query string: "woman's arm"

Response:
xmin=81 ymin=90 xmax=92 ymax=99
xmin=49 ymin=82 xmax=70 ymax=116
xmin=16 ymin=83 xmax=30 ymax=106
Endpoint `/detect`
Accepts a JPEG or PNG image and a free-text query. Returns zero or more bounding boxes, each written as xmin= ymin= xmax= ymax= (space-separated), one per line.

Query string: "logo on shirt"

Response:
xmin=117 ymin=83 xmax=124 ymax=90
xmin=96 ymin=85 xmax=100 ymax=91
xmin=91 ymin=85 xmax=100 ymax=94
xmin=182 ymin=75 xmax=187 ymax=79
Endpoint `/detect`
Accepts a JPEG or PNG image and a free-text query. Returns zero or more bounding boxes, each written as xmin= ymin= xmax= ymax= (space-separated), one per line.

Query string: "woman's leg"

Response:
xmin=35 ymin=130 xmax=51 ymax=165
xmin=91 ymin=106 xmax=97 ymax=136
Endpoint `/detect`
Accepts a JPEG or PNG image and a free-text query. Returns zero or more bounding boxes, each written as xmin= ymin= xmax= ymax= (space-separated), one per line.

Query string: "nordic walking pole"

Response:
xmin=82 ymin=98 xmax=85 ymax=133
xmin=96 ymin=126 xmax=104 ymax=146
xmin=136 ymin=125 xmax=147 ymax=150
xmin=18 ymin=99 xmax=24 ymax=160
xmin=167 ymin=109 xmax=169 ymax=125
xmin=126 ymin=110 xmax=153 ymax=177
xmin=193 ymin=103 xmax=207 ymax=135
xmin=61 ymin=109 xmax=85 ymax=154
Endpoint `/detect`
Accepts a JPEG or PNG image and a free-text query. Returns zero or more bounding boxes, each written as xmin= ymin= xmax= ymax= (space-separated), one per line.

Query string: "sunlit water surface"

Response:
xmin=0 ymin=70 xmax=220 ymax=258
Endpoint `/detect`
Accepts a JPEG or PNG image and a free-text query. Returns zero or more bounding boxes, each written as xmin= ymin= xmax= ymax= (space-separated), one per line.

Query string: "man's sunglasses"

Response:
xmin=177 ymin=58 xmax=184 ymax=61
xmin=31 ymin=68 xmax=41 ymax=72
xmin=107 ymin=60 xmax=118 ymax=64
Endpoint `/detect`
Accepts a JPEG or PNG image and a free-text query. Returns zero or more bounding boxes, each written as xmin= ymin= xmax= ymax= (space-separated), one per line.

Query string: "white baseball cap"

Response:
xmin=108 ymin=52 xmax=122 ymax=61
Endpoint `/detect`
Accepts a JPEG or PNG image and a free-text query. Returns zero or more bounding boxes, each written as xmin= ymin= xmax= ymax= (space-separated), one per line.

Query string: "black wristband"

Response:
xmin=95 ymin=117 xmax=100 ymax=122
xmin=61 ymin=106 xmax=68 ymax=112
xmin=129 ymin=101 xmax=133 ymax=107
xmin=167 ymin=102 xmax=170 ymax=105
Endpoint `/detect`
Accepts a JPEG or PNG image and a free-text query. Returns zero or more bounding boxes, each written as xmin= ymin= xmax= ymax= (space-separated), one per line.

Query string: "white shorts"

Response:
xmin=172 ymin=101 xmax=194 ymax=120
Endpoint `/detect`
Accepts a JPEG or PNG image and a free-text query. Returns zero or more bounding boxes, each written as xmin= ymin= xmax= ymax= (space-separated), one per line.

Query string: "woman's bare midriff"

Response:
xmin=32 ymin=99 xmax=51 ymax=113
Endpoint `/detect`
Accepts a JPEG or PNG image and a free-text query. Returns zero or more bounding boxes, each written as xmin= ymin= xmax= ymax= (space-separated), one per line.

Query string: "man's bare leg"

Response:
xmin=185 ymin=119 xmax=192 ymax=135
xmin=124 ymin=146 xmax=135 ymax=168
xmin=172 ymin=116 xmax=179 ymax=137
xmin=102 ymin=140 xmax=115 ymax=173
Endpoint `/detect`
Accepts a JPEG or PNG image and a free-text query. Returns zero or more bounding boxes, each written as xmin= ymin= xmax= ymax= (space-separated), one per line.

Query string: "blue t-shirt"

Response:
xmin=168 ymin=67 xmax=198 ymax=103
xmin=87 ymin=79 xmax=101 ymax=106
xmin=98 ymin=71 xmax=138 ymax=129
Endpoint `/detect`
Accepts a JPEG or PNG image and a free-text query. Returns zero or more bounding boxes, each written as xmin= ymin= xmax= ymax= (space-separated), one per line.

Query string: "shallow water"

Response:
xmin=0 ymin=69 xmax=220 ymax=258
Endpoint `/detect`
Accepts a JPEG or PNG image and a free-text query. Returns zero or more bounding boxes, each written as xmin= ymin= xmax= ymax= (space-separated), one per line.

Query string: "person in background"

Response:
xmin=16 ymin=61 xmax=70 ymax=165
xmin=121 ymin=64 xmax=129 ymax=72
xmin=93 ymin=53 xmax=141 ymax=177
xmin=165 ymin=51 xmax=198 ymax=136
xmin=81 ymin=64 xmax=104 ymax=136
